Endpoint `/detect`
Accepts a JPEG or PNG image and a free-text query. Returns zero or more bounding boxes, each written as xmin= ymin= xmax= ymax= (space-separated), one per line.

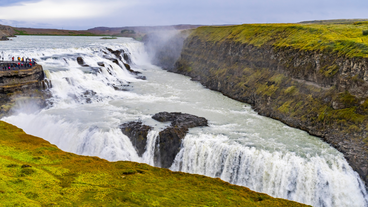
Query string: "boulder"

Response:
xmin=76 ymin=57 xmax=89 ymax=67
xmin=152 ymin=112 xmax=208 ymax=168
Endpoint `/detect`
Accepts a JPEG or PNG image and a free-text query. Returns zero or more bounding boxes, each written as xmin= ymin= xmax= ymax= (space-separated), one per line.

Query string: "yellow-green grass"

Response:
xmin=0 ymin=121 xmax=307 ymax=206
xmin=192 ymin=23 xmax=368 ymax=57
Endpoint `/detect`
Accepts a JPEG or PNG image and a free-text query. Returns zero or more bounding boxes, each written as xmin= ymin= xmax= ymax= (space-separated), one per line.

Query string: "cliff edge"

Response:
xmin=154 ymin=23 xmax=368 ymax=186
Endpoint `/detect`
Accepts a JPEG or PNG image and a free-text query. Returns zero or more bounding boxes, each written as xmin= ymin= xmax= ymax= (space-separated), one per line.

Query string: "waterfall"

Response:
xmin=170 ymin=134 xmax=368 ymax=207
xmin=1 ymin=36 xmax=367 ymax=207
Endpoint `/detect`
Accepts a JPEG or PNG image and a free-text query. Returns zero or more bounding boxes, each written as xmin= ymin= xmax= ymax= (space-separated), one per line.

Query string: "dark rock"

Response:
xmin=107 ymin=58 xmax=119 ymax=65
xmin=77 ymin=57 xmax=89 ymax=67
xmin=77 ymin=57 xmax=84 ymax=65
xmin=1 ymin=36 xmax=9 ymax=41
xmin=152 ymin=112 xmax=208 ymax=129
xmin=152 ymin=112 xmax=208 ymax=168
xmin=107 ymin=48 xmax=123 ymax=60
xmin=119 ymin=122 xmax=153 ymax=156
xmin=136 ymin=76 xmax=146 ymax=80
xmin=97 ymin=62 xmax=105 ymax=67
xmin=123 ymin=53 xmax=131 ymax=64
xmin=124 ymin=63 xmax=131 ymax=70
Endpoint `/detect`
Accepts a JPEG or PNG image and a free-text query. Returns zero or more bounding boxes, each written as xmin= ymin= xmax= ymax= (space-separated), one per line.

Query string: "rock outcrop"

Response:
xmin=147 ymin=25 xmax=368 ymax=186
xmin=152 ymin=112 xmax=208 ymax=168
xmin=1 ymin=36 xmax=9 ymax=41
xmin=0 ymin=64 xmax=49 ymax=117
xmin=119 ymin=112 xmax=208 ymax=168
xmin=119 ymin=121 xmax=152 ymax=156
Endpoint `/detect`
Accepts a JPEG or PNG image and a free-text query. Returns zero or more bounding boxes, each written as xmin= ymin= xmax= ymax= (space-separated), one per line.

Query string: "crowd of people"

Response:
xmin=0 ymin=56 xmax=37 ymax=71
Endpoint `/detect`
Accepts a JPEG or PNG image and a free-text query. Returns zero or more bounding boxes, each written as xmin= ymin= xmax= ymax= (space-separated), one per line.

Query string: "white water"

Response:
xmin=1 ymin=36 xmax=367 ymax=206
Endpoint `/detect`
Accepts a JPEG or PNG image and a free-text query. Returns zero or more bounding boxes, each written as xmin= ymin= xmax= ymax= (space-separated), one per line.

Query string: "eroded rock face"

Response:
xmin=119 ymin=121 xmax=152 ymax=157
xmin=119 ymin=112 xmax=208 ymax=168
xmin=152 ymin=112 xmax=208 ymax=168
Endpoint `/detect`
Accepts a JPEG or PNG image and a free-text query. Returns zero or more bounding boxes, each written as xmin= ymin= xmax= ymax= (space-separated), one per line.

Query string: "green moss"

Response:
xmin=284 ymin=86 xmax=297 ymax=95
xmin=193 ymin=23 xmax=368 ymax=58
xmin=0 ymin=121 xmax=306 ymax=206
xmin=278 ymin=101 xmax=292 ymax=113
xmin=338 ymin=91 xmax=358 ymax=107
xmin=320 ymin=65 xmax=339 ymax=77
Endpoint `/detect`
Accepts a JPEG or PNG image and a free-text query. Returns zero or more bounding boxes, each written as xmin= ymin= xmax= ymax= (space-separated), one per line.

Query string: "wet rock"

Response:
xmin=124 ymin=63 xmax=131 ymax=70
xmin=1 ymin=36 xmax=9 ymax=41
xmin=152 ymin=112 xmax=208 ymax=168
xmin=107 ymin=48 xmax=123 ymax=61
xmin=76 ymin=57 xmax=89 ymax=67
xmin=112 ymin=84 xmax=130 ymax=91
xmin=136 ymin=76 xmax=146 ymax=80
xmin=77 ymin=57 xmax=84 ymax=65
xmin=106 ymin=58 xmax=119 ymax=65
xmin=123 ymin=53 xmax=131 ymax=64
xmin=152 ymin=112 xmax=208 ymax=129
xmin=119 ymin=122 xmax=153 ymax=156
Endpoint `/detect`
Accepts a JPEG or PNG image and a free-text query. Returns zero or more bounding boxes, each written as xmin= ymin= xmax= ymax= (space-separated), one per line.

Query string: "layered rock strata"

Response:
xmin=149 ymin=27 xmax=368 ymax=186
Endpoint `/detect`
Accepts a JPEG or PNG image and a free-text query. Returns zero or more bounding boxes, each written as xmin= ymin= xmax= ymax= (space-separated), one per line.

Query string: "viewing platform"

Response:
xmin=0 ymin=61 xmax=36 ymax=71
xmin=0 ymin=61 xmax=46 ymax=93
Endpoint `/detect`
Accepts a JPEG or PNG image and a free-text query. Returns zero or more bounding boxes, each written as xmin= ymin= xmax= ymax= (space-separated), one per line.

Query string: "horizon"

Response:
xmin=0 ymin=0 xmax=367 ymax=30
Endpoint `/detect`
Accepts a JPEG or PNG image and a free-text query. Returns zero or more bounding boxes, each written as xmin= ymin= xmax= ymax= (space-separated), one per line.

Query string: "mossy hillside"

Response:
xmin=192 ymin=23 xmax=368 ymax=58
xmin=0 ymin=121 xmax=306 ymax=206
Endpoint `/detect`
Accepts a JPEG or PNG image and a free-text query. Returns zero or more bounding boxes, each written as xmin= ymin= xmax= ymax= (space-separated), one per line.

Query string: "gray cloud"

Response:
xmin=0 ymin=0 xmax=367 ymax=29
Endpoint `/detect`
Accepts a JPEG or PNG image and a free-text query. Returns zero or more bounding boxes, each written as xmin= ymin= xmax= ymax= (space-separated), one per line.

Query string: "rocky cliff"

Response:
xmin=150 ymin=24 xmax=368 ymax=186
xmin=0 ymin=65 xmax=49 ymax=117
xmin=0 ymin=24 xmax=15 ymax=37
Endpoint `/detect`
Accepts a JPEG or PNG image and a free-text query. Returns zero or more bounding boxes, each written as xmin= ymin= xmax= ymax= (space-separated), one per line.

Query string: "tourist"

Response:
xmin=12 ymin=57 xmax=14 ymax=61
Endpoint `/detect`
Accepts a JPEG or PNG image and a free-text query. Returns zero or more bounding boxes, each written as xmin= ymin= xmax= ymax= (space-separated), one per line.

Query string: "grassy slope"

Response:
xmin=194 ymin=23 xmax=368 ymax=57
xmin=13 ymin=28 xmax=101 ymax=36
xmin=0 ymin=121 xmax=306 ymax=206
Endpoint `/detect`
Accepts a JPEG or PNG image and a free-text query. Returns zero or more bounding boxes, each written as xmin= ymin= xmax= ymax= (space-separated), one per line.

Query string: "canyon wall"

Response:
xmin=149 ymin=24 xmax=368 ymax=185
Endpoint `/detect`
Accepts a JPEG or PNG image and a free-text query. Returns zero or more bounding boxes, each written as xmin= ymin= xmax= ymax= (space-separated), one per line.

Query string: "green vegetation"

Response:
xmin=363 ymin=30 xmax=368 ymax=36
xmin=301 ymin=19 xmax=368 ymax=24
xmin=13 ymin=29 xmax=100 ymax=36
xmin=13 ymin=29 xmax=28 ymax=35
xmin=193 ymin=23 xmax=368 ymax=57
xmin=0 ymin=121 xmax=306 ymax=206
xmin=101 ymin=36 xmax=117 ymax=39
xmin=121 ymin=29 xmax=136 ymax=34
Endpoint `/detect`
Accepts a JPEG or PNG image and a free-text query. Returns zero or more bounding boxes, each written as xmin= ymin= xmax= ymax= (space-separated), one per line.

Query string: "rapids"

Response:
xmin=1 ymin=36 xmax=367 ymax=207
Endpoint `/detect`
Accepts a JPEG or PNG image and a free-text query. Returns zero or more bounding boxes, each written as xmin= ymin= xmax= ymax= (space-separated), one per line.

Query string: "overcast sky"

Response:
xmin=0 ymin=0 xmax=367 ymax=30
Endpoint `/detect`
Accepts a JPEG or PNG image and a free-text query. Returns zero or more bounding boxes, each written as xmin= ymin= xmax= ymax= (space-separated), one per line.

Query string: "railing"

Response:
xmin=0 ymin=61 xmax=37 ymax=71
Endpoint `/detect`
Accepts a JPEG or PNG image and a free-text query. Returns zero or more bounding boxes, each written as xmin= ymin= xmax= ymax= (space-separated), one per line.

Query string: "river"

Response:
xmin=1 ymin=36 xmax=367 ymax=207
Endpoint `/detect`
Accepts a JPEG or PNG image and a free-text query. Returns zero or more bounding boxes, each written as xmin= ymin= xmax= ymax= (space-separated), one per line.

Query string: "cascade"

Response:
xmin=1 ymin=36 xmax=367 ymax=207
